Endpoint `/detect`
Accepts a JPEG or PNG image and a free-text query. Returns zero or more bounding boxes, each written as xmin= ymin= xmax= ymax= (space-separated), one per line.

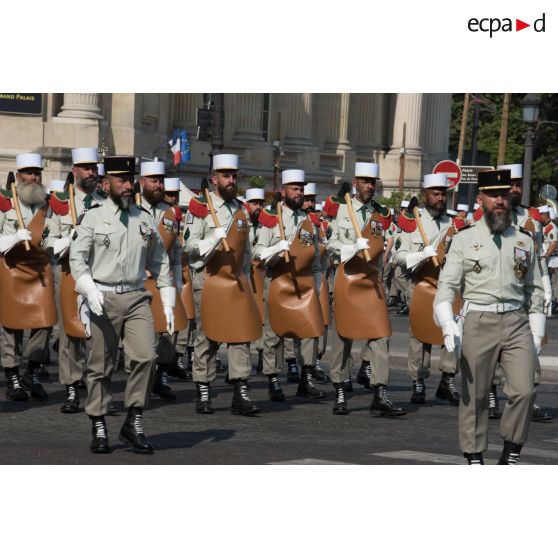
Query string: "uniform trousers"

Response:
xmin=1 ymin=327 xmax=50 ymax=368
xmin=459 ymin=309 xmax=535 ymax=453
xmin=85 ymin=289 xmax=155 ymax=416
xmin=191 ymin=270 xmax=251 ymax=383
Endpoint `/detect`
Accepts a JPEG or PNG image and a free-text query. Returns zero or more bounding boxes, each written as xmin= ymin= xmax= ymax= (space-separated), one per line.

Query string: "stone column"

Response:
xmin=350 ymin=94 xmax=376 ymax=156
xmin=422 ymin=94 xmax=452 ymax=166
xmin=323 ymin=93 xmax=351 ymax=152
xmin=57 ymin=94 xmax=102 ymax=121
xmin=172 ymin=94 xmax=202 ymax=133
xmin=232 ymin=94 xmax=264 ymax=143
xmin=282 ymin=93 xmax=314 ymax=148
xmin=390 ymin=93 xmax=424 ymax=154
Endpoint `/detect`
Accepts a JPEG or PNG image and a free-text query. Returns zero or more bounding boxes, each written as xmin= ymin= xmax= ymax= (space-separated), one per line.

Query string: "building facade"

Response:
xmin=0 ymin=93 xmax=452 ymax=199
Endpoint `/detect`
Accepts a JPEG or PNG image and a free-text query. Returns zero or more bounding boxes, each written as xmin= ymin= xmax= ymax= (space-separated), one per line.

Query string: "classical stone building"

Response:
xmin=0 ymin=93 xmax=452 ymax=199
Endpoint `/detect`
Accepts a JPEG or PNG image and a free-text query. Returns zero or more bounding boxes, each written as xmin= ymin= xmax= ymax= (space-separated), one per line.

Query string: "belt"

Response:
xmin=95 ymin=281 xmax=144 ymax=293
xmin=466 ymin=301 xmax=522 ymax=314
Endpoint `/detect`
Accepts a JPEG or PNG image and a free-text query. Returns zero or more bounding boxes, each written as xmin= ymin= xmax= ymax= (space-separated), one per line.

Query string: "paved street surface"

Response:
xmin=1 ymin=311 xmax=557 ymax=465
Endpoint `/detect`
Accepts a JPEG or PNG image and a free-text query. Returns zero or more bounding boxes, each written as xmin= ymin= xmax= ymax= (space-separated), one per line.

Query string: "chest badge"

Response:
xmin=103 ymin=235 xmax=111 ymax=248
xmin=473 ymin=261 xmax=482 ymax=273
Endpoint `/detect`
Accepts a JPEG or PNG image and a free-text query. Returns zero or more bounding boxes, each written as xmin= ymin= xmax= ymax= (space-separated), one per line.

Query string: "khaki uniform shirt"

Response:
xmin=435 ymin=216 xmax=544 ymax=313
xmin=0 ymin=197 xmax=47 ymax=235
xmin=182 ymin=191 xmax=251 ymax=275
xmin=69 ymin=196 xmax=173 ymax=289
xmin=393 ymin=209 xmax=452 ymax=269
xmin=44 ymin=188 xmax=105 ymax=250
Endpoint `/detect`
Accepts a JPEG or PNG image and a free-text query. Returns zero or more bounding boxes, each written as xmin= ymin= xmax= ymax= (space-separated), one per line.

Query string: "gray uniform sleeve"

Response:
xmin=525 ymin=238 xmax=544 ymax=314
xmin=434 ymin=233 xmax=464 ymax=308
xmin=43 ymin=213 xmax=61 ymax=251
xmin=392 ymin=231 xmax=412 ymax=267
xmin=326 ymin=216 xmax=343 ymax=258
xmin=147 ymin=225 xmax=173 ymax=289
xmin=253 ymin=225 xmax=274 ymax=260
xmin=69 ymin=211 xmax=95 ymax=280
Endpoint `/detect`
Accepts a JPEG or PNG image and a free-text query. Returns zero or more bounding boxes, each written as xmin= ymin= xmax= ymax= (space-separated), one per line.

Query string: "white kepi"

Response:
xmin=213 ymin=154 xmax=239 ymax=171
xmin=304 ymin=183 xmax=317 ymax=196
xmin=282 ymin=169 xmax=305 ymax=185
xmin=164 ymin=177 xmax=180 ymax=192
xmin=141 ymin=160 xmax=166 ymax=177
xmin=423 ymin=173 xmax=448 ymax=188
xmin=245 ymin=188 xmax=265 ymax=201
xmin=497 ymin=164 xmax=523 ymax=180
xmin=16 ymin=153 xmax=43 ymax=170
xmin=354 ymin=162 xmax=379 ymax=178
xmin=72 ymin=148 xmax=99 ymax=165
xmin=49 ymin=179 xmax=66 ymax=193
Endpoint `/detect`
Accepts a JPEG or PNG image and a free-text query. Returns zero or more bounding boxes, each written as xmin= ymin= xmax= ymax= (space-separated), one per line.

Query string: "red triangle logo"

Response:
xmin=516 ymin=19 xmax=530 ymax=31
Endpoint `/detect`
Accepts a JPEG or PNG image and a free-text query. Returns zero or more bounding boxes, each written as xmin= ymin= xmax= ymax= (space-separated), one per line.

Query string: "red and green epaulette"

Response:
xmin=48 ymin=191 xmax=70 ymax=216
xmin=323 ymin=195 xmax=342 ymax=218
xmin=308 ymin=211 xmax=321 ymax=227
xmin=371 ymin=204 xmax=391 ymax=231
xmin=544 ymin=223 xmax=554 ymax=236
xmin=258 ymin=206 xmax=278 ymax=228
xmin=473 ymin=206 xmax=483 ymax=221
xmin=0 ymin=189 xmax=12 ymax=212
xmin=397 ymin=210 xmax=417 ymax=233
xmin=188 ymin=195 xmax=209 ymax=219
xmin=452 ymin=216 xmax=467 ymax=231
xmin=528 ymin=207 xmax=542 ymax=223
xmin=173 ymin=206 xmax=183 ymax=222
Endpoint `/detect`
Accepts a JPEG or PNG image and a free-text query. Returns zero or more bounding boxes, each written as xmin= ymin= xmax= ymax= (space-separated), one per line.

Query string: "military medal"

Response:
xmin=236 ymin=219 xmax=247 ymax=233
xmin=298 ymin=229 xmax=314 ymax=246
xmin=513 ymin=247 xmax=529 ymax=278
xmin=103 ymin=235 xmax=111 ymax=248
xmin=473 ymin=260 xmax=481 ymax=273
xmin=140 ymin=222 xmax=154 ymax=245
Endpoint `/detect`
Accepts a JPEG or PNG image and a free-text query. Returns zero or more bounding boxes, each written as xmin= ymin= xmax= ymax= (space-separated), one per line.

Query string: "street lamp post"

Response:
xmin=521 ymin=93 xmax=542 ymax=206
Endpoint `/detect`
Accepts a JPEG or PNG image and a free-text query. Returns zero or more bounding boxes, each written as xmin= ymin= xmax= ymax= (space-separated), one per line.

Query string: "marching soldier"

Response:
xmin=183 ymin=154 xmax=262 ymax=416
xmin=45 ymin=147 xmax=105 ymax=413
xmin=70 ymin=155 xmax=175 ymax=454
xmin=434 ymin=168 xmax=545 ymax=464
xmin=325 ymin=163 xmax=405 ymax=416
xmin=540 ymin=204 xmax=558 ymax=312
xmin=254 ymin=169 xmax=325 ymax=401
xmin=244 ymin=187 xmax=266 ymax=373
xmin=456 ymin=204 xmax=469 ymax=220
xmin=0 ymin=153 xmax=57 ymax=401
xmin=393 ymin=173 xmax=460 ymax=405
xmin=487 ymin=164 xmax=554 ymax=422
xmin=138 ymin=161 xmax=186 ymax=402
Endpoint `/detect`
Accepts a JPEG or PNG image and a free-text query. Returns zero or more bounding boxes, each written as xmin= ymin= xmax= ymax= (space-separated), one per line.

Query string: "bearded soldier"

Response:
xmin=253 ymin=169 xmax=325 ymax=402
xmin=183 ymin=154 xmax=262 ymax=416
xmin=244 ymin=187 xmax=266 ymax=374
xmin=393 ymin=173 xmax=460 ymax=405
xmin=70 ymin=155 xmax=175 ymax=454
xmin=0 ymin=153 xmax=57 ymax=401
xmin=540 ymin=204 xmax=558 ymax=313
xmin=435 ymin=169 xmax=545 ymax=465
xmin=325 ymin=163 xmax=405 ymax=416
xmin=138 ymin=161 xmax=186 ymax=402
xmin=486 ymin=164 xmax=554 ymax=422
xmin=45 ymin=147 xmax=106 ymax=413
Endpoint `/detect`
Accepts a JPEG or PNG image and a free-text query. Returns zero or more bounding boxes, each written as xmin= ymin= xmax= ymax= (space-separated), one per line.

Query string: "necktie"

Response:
xmin=84 ymin=194 xmax=92 ymax=210
xmin=119 ymin=209 xmax=129 ymax=227
xmin=360 ymin=206 xmax=367 ymax=224
xmin=434 ymin=217 xmax=440 ymax=230
xmin=30 ymin=204 xmax=36 ymax=215
xmin=293 ymin=212 xmax=299 ymax=226
xmin=492 ymin=232 xmax=501 ymax=249
xmin=512 ymin=210 xmax=517 ymax=225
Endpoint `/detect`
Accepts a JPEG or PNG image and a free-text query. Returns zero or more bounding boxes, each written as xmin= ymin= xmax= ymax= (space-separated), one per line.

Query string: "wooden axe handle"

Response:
xmin=412 ymin=206 xmax=439 ymax=267
xmin=205 ymin=188 xmax=230 ymax=252
xmin=11 ymin=182 xmax=30 ymax=251
xmin=275 ymin=201 xmax=290 ymax=263
xmin=344 ymin=192 xmax=371 ymax=262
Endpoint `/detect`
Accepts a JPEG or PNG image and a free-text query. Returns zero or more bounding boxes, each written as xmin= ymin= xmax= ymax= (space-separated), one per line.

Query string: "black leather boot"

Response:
xmin=410 ymin=380 xmax=425 ymax=404
xmin=90 ymin=415 xmax=110 ymax=453
xmin=231 ymin=379 xmax=261 ymax=416
xmin=370 ymin=385 xmax=406 ymax=417
xmin=464 ymin=452 xmax=484 ymax=465
xmin=343 ymin=377 xmax=354 ymax=392
xmin=356 ymin=361 xmax=372 ymax=390
xmin=195 ymin=382 xmax=214 ymax=414
xmin=60 ymin=381 xmax=80 ymax=413
xmin=168 ymin=352 xmax=191 ymax=381
xmin=498 ymin=441 xmax=522 ymax=465
xmin=489 ymin=385 xmax=502 ymax=419
xmin=119 ymin=407 xmax=153 ymax=454
xmin=435 ymin=372 xmax=460 ymax=406
xmin=286 ymin=358 xmax=299 ymax=383
xmin=268 ymin=374 xmax=286 ymax=401
xmin=4 ymin=367 xmax=28 ymax=401
xmin=21 ymin=361 xmax=48 ymax=400
xmin=332 ymin=383 xmax=348 ymax=415
xmin=311 ymin=361 xmax=327 ymax=382
xmin=532 ymin=404 xmax=552 ymax=422
xmin=152 ymin=364 xmax=176 ymax=401
xmin=296 ymin=366 xmax=325 ymax=399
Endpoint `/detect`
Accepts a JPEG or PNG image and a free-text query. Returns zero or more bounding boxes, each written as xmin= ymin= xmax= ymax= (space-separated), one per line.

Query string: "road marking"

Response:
xmin=267 ymin=458 xmax=353 ymax=465
xmin=372 ymin=450 xmax=464 ymax=464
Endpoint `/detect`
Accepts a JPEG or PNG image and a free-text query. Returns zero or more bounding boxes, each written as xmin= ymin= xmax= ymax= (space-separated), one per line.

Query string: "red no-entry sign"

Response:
xmin=433 ymin=160 xmax=462 ymax=190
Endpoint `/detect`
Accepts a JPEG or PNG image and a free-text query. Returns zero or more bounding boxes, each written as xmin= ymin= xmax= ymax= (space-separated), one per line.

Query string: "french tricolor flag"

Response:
xmin=169 ymin=136 xmax=181 ymax=166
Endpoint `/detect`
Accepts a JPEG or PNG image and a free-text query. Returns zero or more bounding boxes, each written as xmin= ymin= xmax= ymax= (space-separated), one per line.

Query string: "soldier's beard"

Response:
xmin=110 ymin=191 xmax=131 ymax=210
xmin=78 ymin=176 xmax=97 ymax=193
xmin=425 ymin=204 xmax=446 ymax=218
xmin=284 ymin=196 xmax=303 ymax=211
xmin=17 ymin=182 xmax=46 ymax=206
xmin=484 ymin=208 xmax=511 ymax=232
xmin=250 ymin=209 xmax=260 ymax=223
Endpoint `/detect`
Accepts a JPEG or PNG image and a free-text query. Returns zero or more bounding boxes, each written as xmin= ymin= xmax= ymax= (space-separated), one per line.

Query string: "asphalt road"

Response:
xmin=1 ymin=310 xmax=556 ymax=465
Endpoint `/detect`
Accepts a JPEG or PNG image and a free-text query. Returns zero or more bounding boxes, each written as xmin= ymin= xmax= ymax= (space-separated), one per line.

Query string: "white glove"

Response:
xmin=173 ymin=264 xmax=183 ymax=291
xmin=433 ymin=301 xmax=461 ymax=353
xmin=199 ymin=226 xmax=227 ymax=256
xmin=542 ymin=274 xmax=553 ymax=317
xmin=405 ymin=244 xmax=437 ymax=271
xmin=53 ymin=237 xmax=70 ymax=258
xmin=529 ymin=313 xmax=546 ymax=355
xmin=340 ymin=237 xmax=370 ymax=263
xmin=260 ymin=239 xmax=290 ymax=263
xmin=75 ymin=274 xmax=104 ymax=316
xmin=0 ymin=228 xmax=32 ymax=254
xmin=160 ymin=286 xmax=176 ymax=335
